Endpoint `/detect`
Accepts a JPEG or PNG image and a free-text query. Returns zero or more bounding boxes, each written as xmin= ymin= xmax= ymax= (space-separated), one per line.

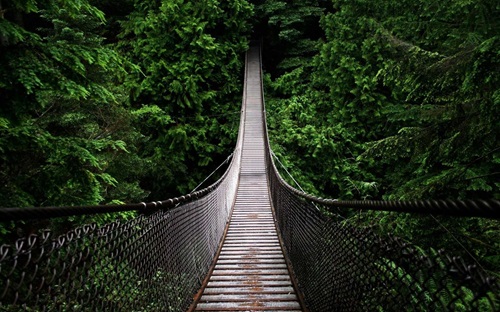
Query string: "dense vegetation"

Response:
xmin=261 ymin=0 xmax=499 ymax=201
xmin=258 ymin=0 xmax=499 ymax=275
xmin=0 ymin=0 xmax=252 ymax=238
xmin=1 ymin=0 xmax=498 ymax=275
xmin=0 ymin=0 xmax=252 ymax=211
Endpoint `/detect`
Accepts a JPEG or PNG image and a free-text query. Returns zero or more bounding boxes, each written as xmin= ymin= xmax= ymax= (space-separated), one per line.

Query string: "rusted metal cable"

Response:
xmin=266 ymin=149 xmax=500 ymax=219
xmin=0 ymin=182 xmax=219 ymax=221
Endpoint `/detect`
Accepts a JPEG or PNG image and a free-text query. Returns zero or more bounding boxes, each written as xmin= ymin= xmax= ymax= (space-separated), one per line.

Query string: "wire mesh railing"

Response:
xmin=2 ymin=43 xmax=499 ymax=312
xmin=257 ymin=62 xmax=500 ymax=312
xmin=266 ymin=165 xmax=499 ymax=311
xmin=0 ymin=194 xmax=230 ymax=311
xmin=0 ymin=52 xmax=250 ymax=312
xmin=0 ymin=153 xmax=241 ymax=312
xmin=0 ymin=164 xmax=242 ymax=311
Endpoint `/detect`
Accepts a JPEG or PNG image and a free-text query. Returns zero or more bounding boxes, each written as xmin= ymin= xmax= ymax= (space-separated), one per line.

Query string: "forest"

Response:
xmin=0 ymin=0 xmax=499 ymax=279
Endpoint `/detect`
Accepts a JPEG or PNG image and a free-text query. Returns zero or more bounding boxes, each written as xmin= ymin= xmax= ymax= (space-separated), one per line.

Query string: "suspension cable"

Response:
xmin=190 ymin=152 xmax=234 ymax=194
xmin=268 ymin=151 xmax=500 ymax=219
xmin=270 ymin=150 xmax=328 ymax=213
xmin=429 ymin=214 xmax=488 ymax=273
xmin=271 ymin=150 xmax=308 ymax=194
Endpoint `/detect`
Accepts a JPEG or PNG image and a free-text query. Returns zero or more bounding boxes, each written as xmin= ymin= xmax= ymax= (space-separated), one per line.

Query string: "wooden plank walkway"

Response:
xmin=193 ymin=47 xmax=302 ymax=311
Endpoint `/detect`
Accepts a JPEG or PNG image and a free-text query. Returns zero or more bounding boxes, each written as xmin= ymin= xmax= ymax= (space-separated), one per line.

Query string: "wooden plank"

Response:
xmin=209 ymin=275 xmax=291 ymax=281
xmin=196 ymin=301 xmax=301 ymax=310
xmin=222 ymin=242 xmax=280 ymax=246
xmin=215 ymin=263 xmax=288 ymax=270
xmin=207 ymin=280 xmax=293 ymax=288
xmin=193 ymin=46 xmax=302 ymax=312
xmin=218 ymin=254 xmax=285 ymax=259
xmin=226 ymin=230 xmax=276 ymax=233
xmin=219 ymin=251 xmax=283 ymax=256
xmin=200 ymin=294 xmax=298 ymax=302
xmin=202 ymin=286 xmax=295 ymax=294
xmin=220 ymin=247 xmax=282 ymax=251
xmin=217 ymin=259 xmax=286 ymax=264
xmin=211 ymin=269 xmax=290 ymax=276
xmin=225 ymin=234 xmax=278 ymax=237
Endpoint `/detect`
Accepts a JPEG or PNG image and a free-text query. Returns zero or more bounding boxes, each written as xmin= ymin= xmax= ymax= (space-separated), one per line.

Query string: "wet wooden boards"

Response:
xmin=194 ymin=47 xmax=302 ymax=311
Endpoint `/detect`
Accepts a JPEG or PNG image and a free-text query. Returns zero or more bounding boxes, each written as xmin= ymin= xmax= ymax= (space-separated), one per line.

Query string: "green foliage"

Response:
xmin=264 ymin=2 xmax=386 ymax=199
xmin=0 ymin=0 xmax=146 ymax=209
xmin=262 ymin=0 xmax=500 ymax=279
xmin=253 ymin=0 xmax=326 ymax=74
xmin=120 ymin=0 xmax=253 ymax=198
xmin=0 ymin=0 xmax=257 ymax=248
xmin=264 ymin=0 xmax=499 ymax=201
xmin=1 ymin=0 xmax=254 ymax=209
xmin=356 ymin=0 xmax=500 ymax=200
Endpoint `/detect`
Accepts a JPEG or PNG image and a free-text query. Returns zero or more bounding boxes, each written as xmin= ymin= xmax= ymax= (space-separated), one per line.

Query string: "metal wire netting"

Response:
xmin=0 ymin=45 xmax=250 ymax=312
xmin=267 ymin=165 xmax=500 ymax=311
xmin=0 ymin=104 xmax=244 ymax=312
xmin=2 ymin=44 xmax=499 ymax=311
xmin=0 ymin=126 xmax=242 ymax=312
xmin=0 ymin=182 xmax=236 ymax=312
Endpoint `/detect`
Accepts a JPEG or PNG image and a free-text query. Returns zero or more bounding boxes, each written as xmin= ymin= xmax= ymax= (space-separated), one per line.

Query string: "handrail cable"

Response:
xmin=0 ymin=153 xmax=236 ymax=222
xmin=270 ymin=150 xmax=308 ymax=194
xmin=429 ymin=213 xmax=488 ymax=273
xmin=272 ymin=173 xmax=500 ymax=219
xmin=190 ymin=152 xmax=234 ymax=194
xmin=260 ymin=42 xmax=499 ymax=310
xmin=271 ymin=150 xmax=334 ymax=216
xmin=1 ymin=43 xmax=499 ymax=312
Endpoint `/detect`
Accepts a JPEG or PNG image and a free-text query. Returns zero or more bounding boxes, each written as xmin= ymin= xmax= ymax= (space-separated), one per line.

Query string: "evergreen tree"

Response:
xmin=253 ymin=0 xmax=327 ymax=75
xmin=120 ymin=0 xmax=253 ymax=198
xmin=262 ymin=0 xmax=500 ymax=272
xmin=0 ymin=0 xmax=147 ymax=208
xmin=264 ymin=0 xmax=499 ymax=201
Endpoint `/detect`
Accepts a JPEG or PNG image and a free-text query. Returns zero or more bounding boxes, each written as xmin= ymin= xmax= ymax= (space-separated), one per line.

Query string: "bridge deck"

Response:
xmin=193 ymin=47 xmax=302 ymax=311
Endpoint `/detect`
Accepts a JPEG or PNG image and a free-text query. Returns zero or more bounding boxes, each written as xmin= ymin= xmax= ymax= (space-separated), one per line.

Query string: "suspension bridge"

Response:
xmin=1 ymin=46 xmax=499 ymax=311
